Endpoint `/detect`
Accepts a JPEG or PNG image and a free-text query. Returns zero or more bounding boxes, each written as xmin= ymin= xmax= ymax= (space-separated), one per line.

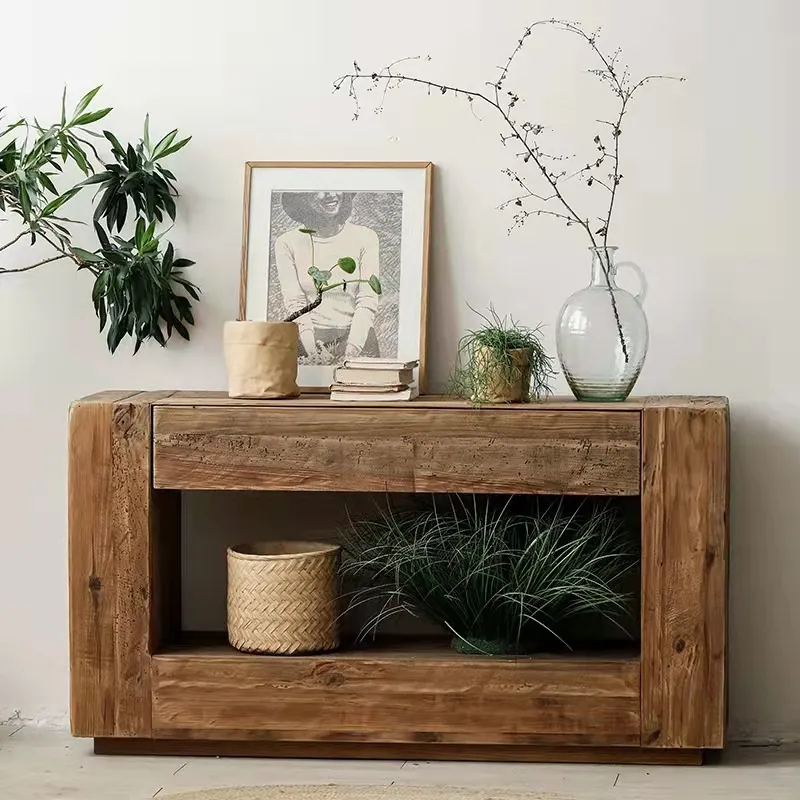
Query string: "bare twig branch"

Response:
xmin=335 ymin=18 xmax=682 ymax=363
xmin=0 ymin=231 xmax=26 ymax=252
xmin=0 ymin=252 xmax=69 ymax=275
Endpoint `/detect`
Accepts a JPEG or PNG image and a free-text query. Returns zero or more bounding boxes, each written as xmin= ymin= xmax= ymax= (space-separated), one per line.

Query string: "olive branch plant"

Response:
xmin=334 ymin=18 xmax=683 ymax=361
xmin=0 ymin=86 xmax=198 ymax=353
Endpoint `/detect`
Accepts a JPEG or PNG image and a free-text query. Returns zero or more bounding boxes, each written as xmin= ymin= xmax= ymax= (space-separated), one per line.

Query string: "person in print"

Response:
xmin=275 ymin=191 xmax=380 ymax=364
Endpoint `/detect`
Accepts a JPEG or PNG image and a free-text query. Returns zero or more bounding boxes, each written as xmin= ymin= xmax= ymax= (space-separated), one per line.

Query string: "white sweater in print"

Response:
xmin=274 ymin=223 xmax=380 ymax=351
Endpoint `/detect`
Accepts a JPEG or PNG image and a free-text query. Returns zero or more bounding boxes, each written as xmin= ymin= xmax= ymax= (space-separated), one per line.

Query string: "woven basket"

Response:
xmin=227 ymin=542 xmax=341 ymax=655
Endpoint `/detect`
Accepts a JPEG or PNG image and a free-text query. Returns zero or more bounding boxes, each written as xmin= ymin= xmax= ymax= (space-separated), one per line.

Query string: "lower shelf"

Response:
xmin=151 ymin=636 xmax=642 ymax=747
xmin=95 ymin=738 xmax=704 ymax=766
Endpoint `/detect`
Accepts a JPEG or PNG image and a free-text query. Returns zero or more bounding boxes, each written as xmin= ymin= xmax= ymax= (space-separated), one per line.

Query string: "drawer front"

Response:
xmin=153 ymin=407 xmax=641 ymax=495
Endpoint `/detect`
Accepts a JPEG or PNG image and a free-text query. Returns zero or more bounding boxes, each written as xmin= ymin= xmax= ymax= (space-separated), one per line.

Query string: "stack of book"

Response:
xmin=330 ymin=358 xmax=420 ymax=402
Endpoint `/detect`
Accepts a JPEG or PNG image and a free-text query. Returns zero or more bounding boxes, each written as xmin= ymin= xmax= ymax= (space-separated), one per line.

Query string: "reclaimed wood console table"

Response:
xmin=68 ymin=392 xmax=729 ymax=765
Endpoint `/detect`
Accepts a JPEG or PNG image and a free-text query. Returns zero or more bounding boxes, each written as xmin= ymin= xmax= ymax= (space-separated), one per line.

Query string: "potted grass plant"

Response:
xmin=225 ymin=227 xmax=382 ymax=398
xmin=450 ymin=307 xmax=556 ymax=404
xmin=340 ymin=496 xmax=635 ymax=655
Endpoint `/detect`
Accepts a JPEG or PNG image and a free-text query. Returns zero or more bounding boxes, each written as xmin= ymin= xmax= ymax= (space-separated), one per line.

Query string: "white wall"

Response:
xmin=1 ymin=0 xmax=798 ymax=741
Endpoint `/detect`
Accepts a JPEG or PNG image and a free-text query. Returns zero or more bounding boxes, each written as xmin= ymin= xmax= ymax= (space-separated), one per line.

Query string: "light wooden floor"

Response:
xmin=2 ymin=727 xmax=799 ymax=800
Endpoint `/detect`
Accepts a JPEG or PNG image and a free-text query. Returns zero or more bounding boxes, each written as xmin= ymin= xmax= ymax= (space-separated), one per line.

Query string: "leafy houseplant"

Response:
xmin=340 ymin=496 xmax=636 ymax=655
xmin=0 ymin=87 xmax=197 ymax=353
xmin=450 ymin=307 xmax=555 ymax=405
xmin=224 ymin=228 xmax=382 ymax=399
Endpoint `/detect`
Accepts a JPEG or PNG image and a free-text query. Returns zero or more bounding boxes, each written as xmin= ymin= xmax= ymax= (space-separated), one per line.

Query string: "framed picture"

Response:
xmin=239 ymin=161 xmax=433 ymax=392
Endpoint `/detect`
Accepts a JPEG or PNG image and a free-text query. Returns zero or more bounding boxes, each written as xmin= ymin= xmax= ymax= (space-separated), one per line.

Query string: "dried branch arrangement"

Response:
xmin=335 ymin=19 xmax=682 ymax=359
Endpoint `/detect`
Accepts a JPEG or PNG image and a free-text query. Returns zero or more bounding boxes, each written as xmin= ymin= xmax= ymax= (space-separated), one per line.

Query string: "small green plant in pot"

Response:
xmin=340 ymin=496 xmax=636 ymax=656
xmin=225 ymin=228 xmax=382 ymax=398
xmin=450 ymin=307 xmax=556 ymax=404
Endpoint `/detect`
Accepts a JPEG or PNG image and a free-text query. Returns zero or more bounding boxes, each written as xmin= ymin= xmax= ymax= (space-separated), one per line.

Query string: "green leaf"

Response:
xmin=152 ymin=136 xmax=191 ymax=161
xmin=18 ymin=182 xmax=32 ymax=222
xmin=40 ymin=186 xmax=82 ymax=216
xmin=73 ymin=108 xmax=112 ymax=127
xmin=337 ymin=256 xmax=356 ymax=274
xmin=174 ymin=278 xmax=200 ymax=300
xmin=94 ymin=221 xmax=111 ymax=250
xmin=38 ymin=172 xmax=58 ymax=195
xmin=152 ymin=129 xmax=177 ymax=158
xmin=143 ymin=114 xmax=151 ymax=151
xmin=61 ymin=86 xmax=67 ymax=127
xmin=368 ymin=275 xmax=382 ymax=295
xmin=71 ymin=86 xmax=103 ymax=121
xmin=67 ymin=142 xmax=91 ymax=175
xmin=135 ymin=217 xmax=146 ymax=248
xmin=103 ymin=130 xmax=125 ymax=157
xmin=72 ymin=246 xmax=103 ymax=263
xmin=80 ymin=171 xmax=112 ymax=187
xmin=298 ymin=227 xmax=316 ymax=235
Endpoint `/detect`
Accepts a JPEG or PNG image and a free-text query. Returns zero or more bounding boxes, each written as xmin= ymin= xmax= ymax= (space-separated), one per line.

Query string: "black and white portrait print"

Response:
xmin=268 ymin=190 xmax=403 ymax=365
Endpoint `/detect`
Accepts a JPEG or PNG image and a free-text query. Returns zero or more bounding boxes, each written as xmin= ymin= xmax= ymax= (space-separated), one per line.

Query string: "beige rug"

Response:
xmin=165 ymin=787 xmax=561 ymax=800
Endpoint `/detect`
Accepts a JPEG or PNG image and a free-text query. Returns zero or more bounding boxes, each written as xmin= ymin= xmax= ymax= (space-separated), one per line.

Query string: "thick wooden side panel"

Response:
xmin=69 ymin=397 xmax=128 ymax=736
xmin=94 ymin=738 xmax=703 ymax=765
xmin=153 ymin=407 xmax=641 ymax=494
xmin=69 ymin=391 xmax=174 ymax=738
xmin=641 ymin=405 xmax=729 ymax=748
xmin=152 ymin=648 xmax=641 ymax=746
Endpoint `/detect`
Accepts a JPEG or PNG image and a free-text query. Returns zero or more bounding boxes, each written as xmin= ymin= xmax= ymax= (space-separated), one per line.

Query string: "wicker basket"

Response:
xmin=227 ymin=541 xmax=341 ymax=655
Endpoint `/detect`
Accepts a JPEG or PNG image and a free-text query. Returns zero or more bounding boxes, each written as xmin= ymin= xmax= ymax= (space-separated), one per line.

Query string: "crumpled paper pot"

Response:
xmin=223 ymin=321 xmax=300 ymax=399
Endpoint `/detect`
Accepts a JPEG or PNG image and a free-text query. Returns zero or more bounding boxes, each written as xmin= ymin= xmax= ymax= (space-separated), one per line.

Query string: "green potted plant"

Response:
xmin=225 ymin=227 xmax=381 ymax=398
xmin=340 ymin=496 xmax=635 ymax=655
xmin=450 ymin=307 xmax=555 ymax=404
xmin=0 ymin=87 xmax=197 ymax=353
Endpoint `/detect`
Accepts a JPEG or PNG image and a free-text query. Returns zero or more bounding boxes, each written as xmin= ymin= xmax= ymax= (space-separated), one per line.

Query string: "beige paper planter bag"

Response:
xmin=224 ymin=321 xmax=300 ymax=399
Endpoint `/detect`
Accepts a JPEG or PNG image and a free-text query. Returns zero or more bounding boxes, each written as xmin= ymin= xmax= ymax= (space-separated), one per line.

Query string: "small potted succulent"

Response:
xmin=224 ymin=228 xmax=382 ymax=398
xmin=450 ymin=307 xmax=555 ymax=404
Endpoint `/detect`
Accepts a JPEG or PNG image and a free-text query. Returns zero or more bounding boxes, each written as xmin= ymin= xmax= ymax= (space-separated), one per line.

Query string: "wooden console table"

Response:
xmin=68 ymin=392 xmax=729 ymax=765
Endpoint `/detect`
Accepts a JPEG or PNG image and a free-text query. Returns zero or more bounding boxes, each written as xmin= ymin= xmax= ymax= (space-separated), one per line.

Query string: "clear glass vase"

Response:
xmin=556 ymin=247 xmax=648 ymax=402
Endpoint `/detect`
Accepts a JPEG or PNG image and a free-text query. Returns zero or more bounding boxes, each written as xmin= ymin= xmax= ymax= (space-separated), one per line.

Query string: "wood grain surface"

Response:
xmin=69 ymin=391 xmax=176 ymax=737
xmin=151 ymin=639 xmax=640 ymax=746
xmin=94 ymin=737 xmax=703 ymax=765
xmin=640 ymin=403 xmax=729 ymax=748
xmin=153 ymin=406 xmax=641 ymax=494
xmin=149 ymin=391 xmax=729 ymax=411
xmin=70 ymin=390 xmax=729 ymax=758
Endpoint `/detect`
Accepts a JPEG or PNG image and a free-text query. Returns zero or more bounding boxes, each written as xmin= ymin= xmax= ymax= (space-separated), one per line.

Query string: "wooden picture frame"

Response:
xmin=239 ymin=162 xmax=433 ymax=393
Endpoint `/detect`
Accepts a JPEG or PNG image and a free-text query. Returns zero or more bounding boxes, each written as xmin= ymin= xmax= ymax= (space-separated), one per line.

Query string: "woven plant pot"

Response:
xmin=227 ymin=542 xmax=341 ymax=655
xmin=471 ymin=345 xmax=533 ymax=403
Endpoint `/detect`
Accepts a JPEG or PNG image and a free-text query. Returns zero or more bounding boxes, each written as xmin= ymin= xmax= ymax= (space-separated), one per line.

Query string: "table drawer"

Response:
xmin=153 ymin=407 xmax=640 ymax=495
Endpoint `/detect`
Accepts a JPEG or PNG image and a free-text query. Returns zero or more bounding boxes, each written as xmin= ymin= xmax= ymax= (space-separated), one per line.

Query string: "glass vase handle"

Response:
xmin=615 ymin=261 xmax=648 ymax=304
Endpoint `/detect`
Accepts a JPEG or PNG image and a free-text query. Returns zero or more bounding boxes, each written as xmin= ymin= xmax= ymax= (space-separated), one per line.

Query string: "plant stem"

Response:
xmin=282 ymin=279 xmax=374 ymax=324
xmin=0 ymin=231 xmax=27 ymax=253
xmin=284 ymin=290 xmax=323 ymax=323
xmin=0 ymin=252 xmax=69 ymax=275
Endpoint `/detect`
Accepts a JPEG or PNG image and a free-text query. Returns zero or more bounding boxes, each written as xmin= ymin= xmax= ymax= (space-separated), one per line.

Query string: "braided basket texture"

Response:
xmin=227 ymin=541 xmax=341 ymax=654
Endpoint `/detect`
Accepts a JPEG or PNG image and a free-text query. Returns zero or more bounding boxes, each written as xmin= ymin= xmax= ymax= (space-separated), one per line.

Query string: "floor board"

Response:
xmin=3 ymin=727 xmax=799 ymax=800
